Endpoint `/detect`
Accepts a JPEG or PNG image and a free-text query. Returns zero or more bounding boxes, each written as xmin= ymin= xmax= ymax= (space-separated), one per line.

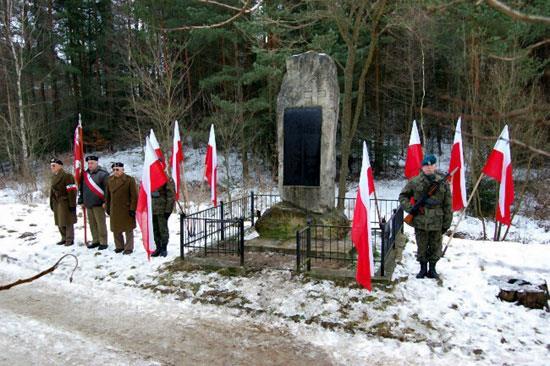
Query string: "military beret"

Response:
xmin=112 ymin=162 xmax=124 ymax=168
xmin=421 ymin=154 xmax=437 ymax=166
xmin=85 ymin=155 xmax=99 ymax=161
xmin=50 ymin=158 xmax=63 ymax=165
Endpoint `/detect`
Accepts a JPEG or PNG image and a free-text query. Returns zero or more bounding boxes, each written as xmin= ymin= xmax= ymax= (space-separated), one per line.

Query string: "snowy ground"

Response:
xmin=1 ymin=146 xmax=549 ymax=365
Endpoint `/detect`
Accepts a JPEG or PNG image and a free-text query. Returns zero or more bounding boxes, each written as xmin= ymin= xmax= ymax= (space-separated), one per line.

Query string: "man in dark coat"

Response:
xmin=151 ymin=178 xmax=175 ymax=257
xmin=105 ymin=162 xmax=138 ymax=255
xmin=399 ymin=154 xmax=452 ymax=279
xmin=78 ymin=155 xmax=110 ymax=250
xmin=49 ymin=158 xmax=77 ymax=246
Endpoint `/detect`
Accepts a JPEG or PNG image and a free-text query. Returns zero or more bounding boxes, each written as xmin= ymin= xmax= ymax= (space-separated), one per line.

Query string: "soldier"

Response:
xmin=105 ymin=162 xmax=138 ymax=255
xmin=399 ymin=154 xmax=452 ymax=279
xmin=78 ymin=155 xmax=110 ymax=250
xmin=151 ymin=178 xmax=175 ymax=257
xmin=49 ymin=158 xmax=77 ymax=246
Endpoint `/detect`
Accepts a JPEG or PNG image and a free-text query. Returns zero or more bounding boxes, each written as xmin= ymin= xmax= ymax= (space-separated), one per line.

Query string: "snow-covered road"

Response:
xmin=0 ymin=268 xmax=333 ymax=365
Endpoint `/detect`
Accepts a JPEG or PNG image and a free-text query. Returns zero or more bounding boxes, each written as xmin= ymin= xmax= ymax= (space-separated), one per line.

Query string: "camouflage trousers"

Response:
xmin=414 ymin=229 xmax=442 ymax=263
xmin=152 ymin=214 xmax=169 ymax=249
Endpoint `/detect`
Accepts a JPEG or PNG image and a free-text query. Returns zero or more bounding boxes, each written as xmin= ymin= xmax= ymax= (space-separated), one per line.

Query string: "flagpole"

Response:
xmin=442 ymin=173 xmax=484 ymax=257
xmin=372 ymin=189 xmax=384 ymax=228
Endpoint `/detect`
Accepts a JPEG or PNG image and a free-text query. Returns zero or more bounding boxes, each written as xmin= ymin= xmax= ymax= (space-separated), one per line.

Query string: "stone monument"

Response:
xmin=277 ymin=51 xmax=339 ymax=213
xmin=256 ymin=51 xmax=347 ymax=239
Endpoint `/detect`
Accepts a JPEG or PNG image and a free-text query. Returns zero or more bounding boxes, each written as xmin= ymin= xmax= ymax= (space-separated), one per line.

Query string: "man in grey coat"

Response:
xmin=78 ymin=155 xmax=110 ymax=250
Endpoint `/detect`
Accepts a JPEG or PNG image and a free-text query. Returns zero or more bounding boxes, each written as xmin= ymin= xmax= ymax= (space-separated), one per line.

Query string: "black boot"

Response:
xmin=151 ymin=245 xmax=161 ymax=257
xmin=159 ymin=243 xmax=168 ymax=257
xmin=427 ymin=262 xmax=439 ymax=279
xmin=416 ymin=262 xmax=428 ymax=279
xmin=56 ymin=240 xmax=65 ymax=245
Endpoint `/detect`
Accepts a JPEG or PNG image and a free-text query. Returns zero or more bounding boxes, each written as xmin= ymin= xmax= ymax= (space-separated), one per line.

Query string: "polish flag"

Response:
xmin=204 ymin=124 xmax=217 ymax=206
xmin=448 ymin=117 xmax=467 ymax=211
xmin=136 ymin=138 xmax=168 ymax=259
xmin=73 ymin=115 xmax=84 ymax=186
xmin=482 ymin=125 xmax=514 ymax=226
xmin=170 ymin=120 xmax=184 ymax=200
xmin=404 ymin=120 xmax=423 ymax=179
xmin=351 ymin=141 xmax=376 ymax=291
xmin=149 ymin=129 xmax=166 ymax=167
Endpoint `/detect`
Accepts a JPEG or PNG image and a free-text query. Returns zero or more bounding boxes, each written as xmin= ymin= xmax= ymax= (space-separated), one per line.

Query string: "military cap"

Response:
xmin=50 ymin=158 xmax=63 ymax=165
xmin=112 ymin=162 xmax=124 ymax=168
xmin=85 ymin=155 xmax=99 ymax=162
xmin=421 ymin=154 xmax=437 ymax=166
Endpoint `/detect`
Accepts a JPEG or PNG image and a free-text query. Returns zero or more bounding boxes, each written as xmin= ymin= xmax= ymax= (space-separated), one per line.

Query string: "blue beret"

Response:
xmin=421 ymin=154 xmax=436 ymax=166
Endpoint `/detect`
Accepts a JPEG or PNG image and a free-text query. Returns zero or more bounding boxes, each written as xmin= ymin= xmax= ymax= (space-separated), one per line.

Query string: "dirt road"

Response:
xmin=0 ymin=270 xmax=334 ymax=366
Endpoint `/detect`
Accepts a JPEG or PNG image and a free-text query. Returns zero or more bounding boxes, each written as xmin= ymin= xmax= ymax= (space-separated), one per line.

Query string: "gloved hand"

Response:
xmin=129 ymin=210 xmax=135 ymax=218
xmin=442 ymin=227 xmax=449 ymax=235
xmin=69 ymin=207 xmax=76 ymax=214
xmin=164 ymin=212 xmax=171 ymax=220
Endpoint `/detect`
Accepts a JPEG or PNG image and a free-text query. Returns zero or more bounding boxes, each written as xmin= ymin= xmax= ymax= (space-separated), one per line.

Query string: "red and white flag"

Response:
xmin=136 ymin=137 xmax=168 ymax=259
xmin=170 ymin=120 xmax=184 ymax=200
xmin=482 ymin=125 xmax=514 ymax=226
xmin=73 ymin=115 xmax=84 ymax=186
xmin=204 ymin=124 xmax=217 ymax=206
xmin=405 ymin=120 xmax=423 ymax=179
xmin=149 ymin=129 xmax=166 ymax=167
xmin=351 ymin=141 xmax=375 ymax=291
xmin=449 ymin=117 xmax=467 ymax=211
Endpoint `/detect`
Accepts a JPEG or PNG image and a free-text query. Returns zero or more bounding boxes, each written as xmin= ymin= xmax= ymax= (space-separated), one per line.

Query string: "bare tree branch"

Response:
xmin=163 ymin=0 xmax=258 ymax=31
xmin=488 ymin=38 xmax=550 ymax=61
xmin=0 ymin=254 xmax=78 ymax=291
xmin=480 ymin=0 xmax=550 ymax=25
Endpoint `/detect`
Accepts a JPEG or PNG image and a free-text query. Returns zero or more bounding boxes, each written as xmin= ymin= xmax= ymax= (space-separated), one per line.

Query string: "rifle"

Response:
xmin=403 ymin=167 xmax=458 ymax=226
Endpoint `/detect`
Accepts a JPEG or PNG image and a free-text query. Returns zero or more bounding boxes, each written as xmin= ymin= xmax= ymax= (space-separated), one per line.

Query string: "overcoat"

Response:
xmin=105 ymin=173 xmax=138 ymax=232
xmin=49 ymin=169 xmax=77 ymax=226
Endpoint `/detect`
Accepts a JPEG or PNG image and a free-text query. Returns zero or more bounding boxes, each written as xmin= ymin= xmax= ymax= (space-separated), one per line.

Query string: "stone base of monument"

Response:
xmin=254 ymin=201 xmax=349 ymax=240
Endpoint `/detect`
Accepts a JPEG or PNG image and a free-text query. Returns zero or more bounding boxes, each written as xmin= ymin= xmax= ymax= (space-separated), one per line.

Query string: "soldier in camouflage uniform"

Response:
xmin=151 ymin=178 xmax=175 ymax=257
xmin=49 ymin=158 xmax=78 ymax=246
xmin=399 ymin=154 xmax=452 ymax=279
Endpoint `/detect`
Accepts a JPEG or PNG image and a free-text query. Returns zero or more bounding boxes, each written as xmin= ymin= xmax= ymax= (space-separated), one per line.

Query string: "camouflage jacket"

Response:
xmin=398 ymin=171 xmax=452 ymax=231
xmin=151 ymin=178 xmax=175 ymax=215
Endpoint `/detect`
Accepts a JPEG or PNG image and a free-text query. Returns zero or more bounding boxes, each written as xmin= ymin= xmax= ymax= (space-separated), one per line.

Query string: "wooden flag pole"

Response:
xmin=442 ymin=173 xmax=484 ymax=257
xmin=372 ymin=189 xmax=384 ymax=228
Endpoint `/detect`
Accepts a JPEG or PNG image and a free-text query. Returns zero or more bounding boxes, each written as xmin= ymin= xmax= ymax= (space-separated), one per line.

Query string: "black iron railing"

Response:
xmin=296 ymin=203 xmax=403 ymax=277
xmin=180 ymin=216 xmax=244 ymax=265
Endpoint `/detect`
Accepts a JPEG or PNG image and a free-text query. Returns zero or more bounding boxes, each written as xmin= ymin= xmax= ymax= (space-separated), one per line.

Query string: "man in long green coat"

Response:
xmin=105 ymin=162 xmax=138 ymax=255
xmin=399 ymin=154 xmax=452 ymax=279
xmin=49 ymin=158 xmax=78 ymax=246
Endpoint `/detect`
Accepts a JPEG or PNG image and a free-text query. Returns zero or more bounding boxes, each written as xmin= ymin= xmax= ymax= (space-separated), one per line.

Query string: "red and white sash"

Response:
xmin=84 ymin=172 xmax=105 ymax=200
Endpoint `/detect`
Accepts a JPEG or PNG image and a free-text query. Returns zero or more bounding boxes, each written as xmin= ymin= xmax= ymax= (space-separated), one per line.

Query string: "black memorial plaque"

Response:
xmin=283 ymin=106 xmax=322 ymax=186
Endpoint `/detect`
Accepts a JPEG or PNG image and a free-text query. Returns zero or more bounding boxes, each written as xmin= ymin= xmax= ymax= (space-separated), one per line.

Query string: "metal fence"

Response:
xmin=180 ymin=191 xmax=402 ymax=275
xmin=180 ymin=216 xmax=244 ymax=265
xmin=336 ymin=197 xmax=401 ymax=222
xmin=296 ymin=203 xmax=403 ymax=277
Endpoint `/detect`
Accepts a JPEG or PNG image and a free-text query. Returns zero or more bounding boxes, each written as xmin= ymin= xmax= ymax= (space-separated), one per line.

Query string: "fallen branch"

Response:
xmin=0 ymin=254 xmax=78 ymax=291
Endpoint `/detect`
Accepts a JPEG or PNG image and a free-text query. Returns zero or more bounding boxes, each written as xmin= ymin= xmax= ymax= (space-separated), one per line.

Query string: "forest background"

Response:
xmin=0 ymin=0 xmax=548 ymax=220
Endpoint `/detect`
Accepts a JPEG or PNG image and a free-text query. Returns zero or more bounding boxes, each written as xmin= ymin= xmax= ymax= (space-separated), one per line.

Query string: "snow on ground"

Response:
xmin=1 ymin=145 xmax=549 ymax=365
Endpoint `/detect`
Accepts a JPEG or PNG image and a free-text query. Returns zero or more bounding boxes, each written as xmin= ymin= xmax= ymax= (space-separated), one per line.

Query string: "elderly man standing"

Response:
xmin=49 ymin=158 xmax=78 ymax=246
xmin=78 ymin=155 xmax=110 ymax=250
xmin=105 ymin=162 xmax=138 ymax=255
xmin=399 ymin=154 xmax=452 ymax=279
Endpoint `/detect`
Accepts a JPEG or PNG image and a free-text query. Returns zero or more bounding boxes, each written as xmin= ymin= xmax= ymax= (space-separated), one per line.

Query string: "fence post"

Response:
xmin=180 ymin=213 xmax=184 ymax=259
xmin=296 ymin=230 xmax=301 ymax=272
xmin=306 ymin=225 xmax=311 ymax=272
xmin=220 ymin=201 xmax=225 ymax=241
xmin=250 ymin=191 xmax=255 ymax=226
xmin=239 ymin=218 xmax=245 ymax=266
xmin=380 ymin=221 xmax=386 ymax=277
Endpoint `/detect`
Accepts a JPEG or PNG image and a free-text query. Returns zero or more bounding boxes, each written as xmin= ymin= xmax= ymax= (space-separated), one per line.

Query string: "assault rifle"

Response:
xmin=403 ymin=167 xmax=458 ymax=226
